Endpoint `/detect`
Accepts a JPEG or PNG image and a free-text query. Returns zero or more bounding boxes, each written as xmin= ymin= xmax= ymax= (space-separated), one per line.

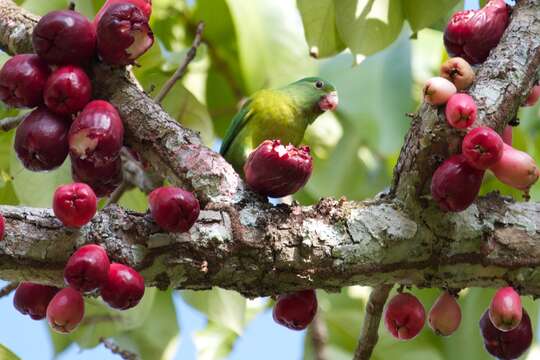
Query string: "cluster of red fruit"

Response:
xmin=423 ymin=0 xmax=539 ymax=212
xmin=0 ymin=0 xmax=154 ymax=197
xmin=384 ymin=287 xmax=531 ymax=360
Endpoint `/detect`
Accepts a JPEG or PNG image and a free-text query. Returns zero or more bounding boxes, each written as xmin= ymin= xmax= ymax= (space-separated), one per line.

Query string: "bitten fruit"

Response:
xmin=13 ymin=282 xmax=59 ymax=320
xmin=431 ymin=155 xmax=484 ymax=212
xmin=244 ymin=140 xmax=313 ymax=198
xmin=100 ymin=263 xmax=145 ymax=310
xmin=440 ymin=57 xmax=475 ymax=90
xmin=384 ymin=293 xmax=425 ymax=340
xmin=96 ymin=3 xmax=154 ymax=65
xmin=32 ymin=10 xmax=96 ymax=65
xmin=148 ymin=186 xmax=200 ymax=233
xmin=69 ymin=100 xmax=124 ymax=166
xmin=44 ymin=66 xmax=92 ymax=115
xmin=480 ymin=309 xmax=532 ymax=360
xmin=489 ymin=287 xmax=522 ymax=332
xmin=444 ymin=0 xmax=510 ymax=64
xmin=53 ymin=183 xmax=97 ymax=228
xmin=64 ymin=244 xmax=110 ymax=293
xmin=0 ymin=54 xmax=50 ymax=108
xmin=489 ymin=144 xmax=540 ymax=191
xmin=14 ymin=108 xmax=69 ymax=171
xmin=445 ymin=93 xmax=477 ymax=129
xmin=462 ymin=126 xmax=503 ymax=170
xmin=46 ymin=288 xmax=85 ymax=333
xmin=423 ymin=77 xmax=457 ymax=106
xmin=94 ymin=0 xmax=152 ymax=24
xmin=273 ymin=290 xmax=317 ymax=331
xmin=428 ymin=292 xmax=461 ymax=336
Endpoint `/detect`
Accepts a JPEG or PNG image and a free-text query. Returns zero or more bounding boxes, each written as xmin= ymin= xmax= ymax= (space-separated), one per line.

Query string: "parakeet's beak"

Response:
xmin=318 ymin=91 xmax=338 ymax=111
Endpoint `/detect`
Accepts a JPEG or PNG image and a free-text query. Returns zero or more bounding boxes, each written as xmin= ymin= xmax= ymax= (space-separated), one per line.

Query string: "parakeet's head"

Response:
xmin=286 ymin=77 xmax=339 ymax=118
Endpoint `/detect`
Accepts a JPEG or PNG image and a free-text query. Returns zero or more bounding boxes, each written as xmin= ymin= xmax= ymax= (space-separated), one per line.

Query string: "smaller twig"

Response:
xmin=0 ymin=114 xmax=25 ymax=132
xmin=100 ymin=338 xmax=139 ymax=360
xmin=154 ymin=22 xmax=205 ymax=104
xmin=105 ymin=181 xmax=131 ymax=207
xmin=309 ymin=312 xmax=328 ymax=360
xmin=0 ymin=282 xmax=18 ymax=298
xmin=353 ymin=284 xmax=393 ymax=360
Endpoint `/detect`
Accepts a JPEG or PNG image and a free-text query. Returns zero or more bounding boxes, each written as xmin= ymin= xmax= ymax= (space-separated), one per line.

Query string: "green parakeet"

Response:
xmin=219 ymin=77 xmax=338 ymax=174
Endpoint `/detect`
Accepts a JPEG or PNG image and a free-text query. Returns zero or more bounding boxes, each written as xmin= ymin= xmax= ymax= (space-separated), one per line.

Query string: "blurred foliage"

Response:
xmin=0 ymin=0 xmax=538 ymax=359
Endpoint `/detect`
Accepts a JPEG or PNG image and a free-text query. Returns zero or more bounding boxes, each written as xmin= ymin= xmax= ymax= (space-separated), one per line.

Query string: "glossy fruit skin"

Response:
xmin=96 ymin=3 xmax=154 ymax=65
xmin=14 ymin=107 xmax=69 ymax=171
xmin=32 ymin=10 xmax=96 ymax=66
xmin=440 ymin=57 xmax=475 ymax=90
xmin=69 ymin=100 xmax=124 ymax=166
xmin=523 ymin=85 xmax=540 ymax=107
xmin=502 ymin=126 xmax=512 ymax=146
xmin=100 ymin=263 xmax=145 ymax=310
xmin=444 ymin=0 xmax=510 ymax=64
xmin=428 ymin=292 xmax=461 ymax=336
xmin=0 ymin=54 xmax=50 ymax=108
xmin=244 ymin=140 xmax=313 ymax=198
xmin=445 ymin=93 xmax=477 ymax=129
xmin=384 ymin=293 xmax=425 ymax=340
xmin=53 ymin=183 xmax=97 ymax=228
xmin=431 ymin=154 xmax=484 ymax=212
xmin=489 ymin=144 xmax=540 ymax=191
xmin=480 ymin=309 xmax=532 ymax=360
xmin=13 ymin=282 xmax=59 ymax=320
xmin=46 ymin=288 xmax=85 ymax=334
xmin=0 ymin=213 xmax=4 ymax=241
xmin=71 ymin=156 xmax=123 ymax=197
xmin=273 ymin=290 xmax=317 ymax=331
xmin=94 ymin=0 xmax=152 ymax=24
xmin=462 ymin=126 xmax=503 ymax=170
xmin=489 ymin=287 xmax=522 ymax=332
xmin=423 ymin=77 xmax=457 ymax=105
xmin=148 ymin=186 xmax=200 ymax=233
xmin=44 ymin=66 xmax=92 ymax=116
xmin=64 ymin=244 xmax=110 ymax=293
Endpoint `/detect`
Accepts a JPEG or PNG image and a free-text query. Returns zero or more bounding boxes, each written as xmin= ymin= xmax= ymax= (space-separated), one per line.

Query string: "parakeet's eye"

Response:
xmin=315 ymin=80 xmax=324 ymax=89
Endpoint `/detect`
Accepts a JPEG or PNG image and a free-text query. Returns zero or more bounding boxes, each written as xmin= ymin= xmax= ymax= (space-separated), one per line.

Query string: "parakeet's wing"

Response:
xmin=219 ymin=99 xmax=254 ymax=156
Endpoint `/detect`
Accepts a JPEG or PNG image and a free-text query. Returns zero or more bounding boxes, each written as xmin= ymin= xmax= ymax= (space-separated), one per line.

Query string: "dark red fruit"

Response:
xmin=100 ymin=263 xmax=145 ymax=310
xmin=64 ymin=244 xmax=110 ymax=293
xmin=0 ymin=54 xmax=50 ymax=108
xmin=148 ymin=186 xmax=200 ymax=233
xmin=428 ymin=292 xmax=461 ymax=336
xmin=445 ymin=93 xmax=477 ymax=129
xmin=384 ymin=293 xmax=425 ymax=340
xmin=273 ymin=290 xmax=317 ymax=331
xmin=523 ymin=85 xmax=540 ymax=107
xmin=53 ymin=183 xmax=97 ymax=228
xmin=444 ymin=0 xmax=510 ymax=64
xmin=14 ymin=107 xmax=69 ymax=171
xmin=46 ymin=288 xmax=85 ymax=333
xmin=94 ymin=0 xmax=152 ymax=24
xmin=32 ymin=10 xmax=96 ymax=65
xmin=97 ymin=3 xmax=154 ymax=65
xmin=489 ymin=287 xmax=522 ymax=332
xmin=13 ymin=282 xmax=59 ymax=320
xmin=0 ymin=213 xmax=4 ymax=241
xmin=69 ymin=100 xmax=124 ymax=166
xmin=44 ymin=66 xmax=92 ymax=116
xmin=431 ymin=155 xmax=484 ymax=212
xmin=244 ymin=140 xmax=313 ymax=198
xmin=480 ymin=309 xmax=532 ymax=360
xmin=71 ymin=156 xmax=123 ymax=197
xmin=490 ymin=144 xmax=540 ymax=191
xmin=462 ymin=126 xmax=503 ymax=170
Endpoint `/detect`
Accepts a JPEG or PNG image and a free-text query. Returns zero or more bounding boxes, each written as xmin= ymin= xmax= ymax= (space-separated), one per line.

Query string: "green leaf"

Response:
xmin=21 ymin=0 xmax=68 ymax=15
xmin=0 ymin=344 xmax=21 ymax=360
xmin=334 ymin=0 xmax=404 ymax=61
xmin=193 ymin=322 xmax=237 ymax=360
xmin=119 ymin=188 xmax=149 ymax=212
xmin=402 ymin=0 xmax=460 ymax=33
xmin=182 ymin=288 xmax=246 ymax=335
xmin=297 ymin=0 xmax=346 ymax=58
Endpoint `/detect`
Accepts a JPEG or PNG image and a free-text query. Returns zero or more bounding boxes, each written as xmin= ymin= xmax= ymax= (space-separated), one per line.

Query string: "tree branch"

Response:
xmin=353 ymin=285 xmax=392 ymax=360
xmin=309 ymin=312 xmax=328 ymax=360
xmin=0 ymin=282 xmax=18 ymax=298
